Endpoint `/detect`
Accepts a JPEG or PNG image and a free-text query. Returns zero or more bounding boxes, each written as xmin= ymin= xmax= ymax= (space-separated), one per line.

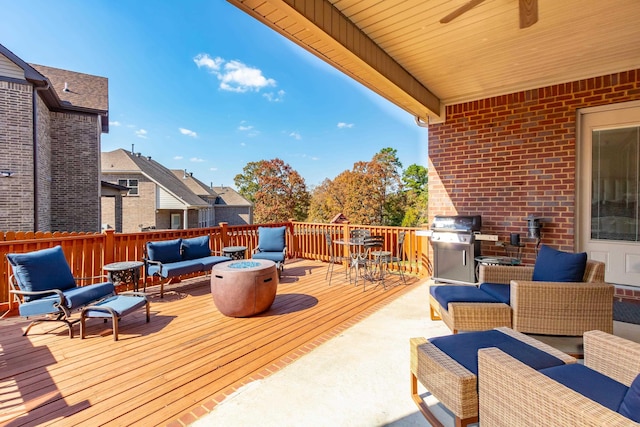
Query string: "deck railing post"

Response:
xmin=219 ymin=222 xmax=229 ymax=247
xmin=103 ymin=228 xmax=115 ymax=265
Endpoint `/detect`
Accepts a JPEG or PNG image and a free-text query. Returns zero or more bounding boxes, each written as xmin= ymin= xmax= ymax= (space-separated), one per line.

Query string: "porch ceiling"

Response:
xmin=226 ymin=0 xmax=640 ymax=123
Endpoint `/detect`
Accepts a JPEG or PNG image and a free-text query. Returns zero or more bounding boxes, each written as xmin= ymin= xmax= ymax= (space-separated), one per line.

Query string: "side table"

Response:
xmin=103 ymin=261 xmax=144 ymax=292
xmin=222 ymin=246 xmax=247 ymax=260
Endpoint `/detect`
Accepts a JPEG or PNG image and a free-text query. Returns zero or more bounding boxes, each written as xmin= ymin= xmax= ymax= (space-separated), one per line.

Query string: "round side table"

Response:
xmin=222 ymin=246 xmax=247 ymax=260
xmin=103 ymin=261 xmax=144 ymax=291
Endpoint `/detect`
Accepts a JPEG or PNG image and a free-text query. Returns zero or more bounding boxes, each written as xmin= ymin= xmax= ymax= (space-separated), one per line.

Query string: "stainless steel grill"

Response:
xmin=430 ymin=215 xmax=482 ymax=285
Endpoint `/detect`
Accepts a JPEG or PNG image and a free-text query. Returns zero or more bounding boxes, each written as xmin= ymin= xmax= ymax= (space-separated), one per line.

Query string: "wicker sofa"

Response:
xmin=478 ymin=330 xmax=640 ymax=426
xmin=430 ymin=246 xmax=614 ymax=336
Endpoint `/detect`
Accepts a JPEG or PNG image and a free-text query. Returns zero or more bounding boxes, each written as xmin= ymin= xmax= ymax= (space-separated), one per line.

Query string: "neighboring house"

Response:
xmin=211 ymin=186 xmax=253 ymax=225
xmin=101 ymin=149 xmax=252 ymax=232
xmin=0 ymin=43 xmax=108 ymax=232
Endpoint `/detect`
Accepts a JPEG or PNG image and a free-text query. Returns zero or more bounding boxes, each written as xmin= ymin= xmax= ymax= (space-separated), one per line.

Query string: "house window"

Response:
xmin=118 ymin=179 xmax=139 ymax=196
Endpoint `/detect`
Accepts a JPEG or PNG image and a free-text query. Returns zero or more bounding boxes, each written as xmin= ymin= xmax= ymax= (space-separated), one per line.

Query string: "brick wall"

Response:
xmin=428 ymin=70 xmax=640 ymax=265
xmin=35 ymin=93 xmax=51 ymax=231
xmin=50 ymin=112 xmax=101 ymax=232
xmin=0 ymin=81 xmax=34 ymax=231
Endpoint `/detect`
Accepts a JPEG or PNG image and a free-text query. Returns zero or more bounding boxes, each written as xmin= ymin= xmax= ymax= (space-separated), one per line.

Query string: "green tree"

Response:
xmin=235 ymin=158 xmax=310 ymax=223
xmin=401 ymin=164 xmax=429 ymax=226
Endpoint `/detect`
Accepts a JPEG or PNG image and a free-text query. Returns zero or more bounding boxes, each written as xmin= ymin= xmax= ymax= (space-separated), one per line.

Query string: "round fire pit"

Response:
xmin=210 ymin=259 xmax=278 ymax=317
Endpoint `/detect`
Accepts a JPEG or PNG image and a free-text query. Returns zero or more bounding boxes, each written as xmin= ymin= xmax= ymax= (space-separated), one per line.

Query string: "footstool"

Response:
xmin=429 ymin=284 xmax=512 ymax=333
xmin=410 ymin=327 xmax=576 ymax=427
xmin=80 ymin=292 xmax=150 ymax=341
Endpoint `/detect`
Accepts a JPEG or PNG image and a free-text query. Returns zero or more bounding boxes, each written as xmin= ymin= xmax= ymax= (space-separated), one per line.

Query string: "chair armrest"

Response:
xmin=510 ymin=280 xmax=614 ymax=335
xmin=584 ymin=330 xmax=640 ymax=386
xmin=478 ymin=264 xmax=534 ymax=284
xmin=477 ymin=348 xmax=635 ymax=427
xmin=9 ymin=285 xmax=67 ymax=307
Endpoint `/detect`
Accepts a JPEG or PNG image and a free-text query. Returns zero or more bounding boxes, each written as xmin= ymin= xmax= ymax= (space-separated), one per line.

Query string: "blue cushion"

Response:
xmin=199 ymin=255 xmax=232 ymax=271
xmin=182 ymin=236 xmax=211 ymax=260
xmin=619 ymin=374 xmax=640 ymax=422
xmin=146 ymin=239 xmax=182 ymax=264
xmin=253 ymin=251 xmax=285 ymax=263
xmin=479 ymin=283 xmax=511 ymax=304
xmin=18 ymin=281 xmax=114 ymax=317
xmin=430 ymin=285 xmax=501 ymax=312
xmin=257 ymin=226 xmax=286 ymax=252
xmin=540 ymin=364 xmax=628 ymax=412
xmin=430 ymin=330 xmax=565 ymax=375
xmin=7 ymin=246 xmax=76 ymax=301
xmin=83 ymin=294 xmax=146 ymax=318
xmin=147 ymin=259 xmax=203 ymax=278
xmin=532 ymin=245 xmax=587 ymax=282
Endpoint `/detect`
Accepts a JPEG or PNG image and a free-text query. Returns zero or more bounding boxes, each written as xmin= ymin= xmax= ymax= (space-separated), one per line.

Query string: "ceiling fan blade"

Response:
xmin=519 ymin=0 xmax=538 ymax=28
xmin=440 ymin=0 xmax=486 ymax=24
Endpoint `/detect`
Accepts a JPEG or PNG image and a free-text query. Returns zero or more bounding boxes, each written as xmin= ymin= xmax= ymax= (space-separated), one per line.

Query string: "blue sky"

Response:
xmin=1 ymin=0 xmax=427 ymax=189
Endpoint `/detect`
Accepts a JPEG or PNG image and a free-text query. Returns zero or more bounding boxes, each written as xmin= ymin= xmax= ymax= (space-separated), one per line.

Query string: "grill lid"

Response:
xmin=431 ymin=215 xmax=482 ymax=233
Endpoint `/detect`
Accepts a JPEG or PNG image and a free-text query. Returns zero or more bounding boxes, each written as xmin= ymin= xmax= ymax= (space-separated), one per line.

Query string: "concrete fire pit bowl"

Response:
xmin=210 ymin=259 xmax=278 ymax=317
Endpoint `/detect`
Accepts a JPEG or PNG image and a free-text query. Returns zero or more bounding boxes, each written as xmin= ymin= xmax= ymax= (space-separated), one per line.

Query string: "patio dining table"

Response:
xmin=334 ymin=238 xmax=365 ymax=284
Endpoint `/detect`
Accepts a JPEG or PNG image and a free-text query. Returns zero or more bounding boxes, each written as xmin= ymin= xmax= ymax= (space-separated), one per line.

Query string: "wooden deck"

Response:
xmin=1 ymin=259 xmax=421 ymax=426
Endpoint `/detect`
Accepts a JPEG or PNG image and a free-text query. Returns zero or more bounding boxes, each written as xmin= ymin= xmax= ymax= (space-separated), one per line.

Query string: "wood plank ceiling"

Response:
xmin=227 ymin=0 xmax=640 ymax=123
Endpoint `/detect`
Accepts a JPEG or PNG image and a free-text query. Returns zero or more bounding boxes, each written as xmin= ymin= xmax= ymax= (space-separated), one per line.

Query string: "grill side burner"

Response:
xmin=431 ymin=215 xmax=482 ymax=285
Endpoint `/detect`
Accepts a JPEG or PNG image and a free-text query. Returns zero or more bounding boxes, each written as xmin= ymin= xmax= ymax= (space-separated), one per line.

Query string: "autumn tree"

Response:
xmin=235 ymin=158 xmax=310 ymax=224
xmin=307 ymin=148 xmax=404 ymax=225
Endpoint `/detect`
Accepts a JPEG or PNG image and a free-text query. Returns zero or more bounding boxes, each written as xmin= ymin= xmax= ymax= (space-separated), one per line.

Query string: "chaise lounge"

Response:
xmin=7 ymin=245 xmax=115 ymax=338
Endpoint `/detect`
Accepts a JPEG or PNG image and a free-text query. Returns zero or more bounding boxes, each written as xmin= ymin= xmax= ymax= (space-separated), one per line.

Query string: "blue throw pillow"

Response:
xmin=7 ymin=246 xmax=76 ymax=301
xmin=146 ymin=239 xmax=183 ymax=264
xmin=182 ymin=236 xmax=211 ymax=260
xmin=532 ymin=245 xmax=587 ymax=282
xmin=619 ymin=374 xmax=640 ymax=422
xmin=258 ymin=226 xmax=286 ymax=252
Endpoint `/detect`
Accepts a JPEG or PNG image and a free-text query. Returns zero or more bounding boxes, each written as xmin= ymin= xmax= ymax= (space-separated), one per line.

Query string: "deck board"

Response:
xmin=0 ymin=259 xmax=421 ymax=426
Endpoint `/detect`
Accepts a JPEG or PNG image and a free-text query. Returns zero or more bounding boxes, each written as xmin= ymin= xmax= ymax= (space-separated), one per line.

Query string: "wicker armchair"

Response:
xmin=479 ymin=259 xmax=614 ymax=336
xmin=478 ymin=330 xmax=640 ymax=426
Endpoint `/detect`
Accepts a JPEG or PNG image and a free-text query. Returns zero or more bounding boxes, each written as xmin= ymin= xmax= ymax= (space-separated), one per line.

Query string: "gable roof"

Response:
xmin=212 ymin=186 xmax=252 ymax=207
xmin=227 ymin=0 xmax=640 ymax=123
xmin=171 ymin=170 xmax=218 ymax=199
xmin=101 ymin=149 xmax=209 ymax=208
xmin=0 ymin=43 xmax=109 ymax=132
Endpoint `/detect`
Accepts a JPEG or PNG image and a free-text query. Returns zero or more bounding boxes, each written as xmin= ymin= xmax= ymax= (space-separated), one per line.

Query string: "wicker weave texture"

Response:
xmin=410 ymin=328 xmax=577 ymax=423
xmin=511 ymin=280 xmax=614 ymax=335
xmin=478 ymin=335 xmax=640 ymax=427
xmin=584 ymin=330 xmax=640 ymax=386
xmin=429 ymin=291 xmax=512 ymax=334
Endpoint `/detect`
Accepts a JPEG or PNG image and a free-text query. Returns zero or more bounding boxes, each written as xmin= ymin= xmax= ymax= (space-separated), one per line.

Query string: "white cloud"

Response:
xmin=135 ymin=129 xmax=148 ymax=139
xmin=209 ymin=167 xmax=218 ymax=171
xmin=190 ymin=157 xmax=205 ymax=163
xmin=238 ymin=125 xmax=253 ymax=131
xmin=263 ymin=89 xmax=286 ymax=102
xmin=194 ymin=53 xmax=277 ymax=93
xmin=337 ymin=122 xmax=354 ymax=129
xmin=240 ymin=142 xmax=246 ymax=146
xmin=109 ymin=121 xmax=121 ymax=126
xmin=174 ymin=156 xmax=183 ymax=160
xmin=289 ymin=132 xmax=301 ymax=140
xmin=179 ymin=128 xmax=198 ymax=138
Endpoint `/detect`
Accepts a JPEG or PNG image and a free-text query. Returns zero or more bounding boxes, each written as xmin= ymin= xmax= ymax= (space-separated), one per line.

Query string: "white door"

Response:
xmin=578 ymin=101 xmax=640 ymax=286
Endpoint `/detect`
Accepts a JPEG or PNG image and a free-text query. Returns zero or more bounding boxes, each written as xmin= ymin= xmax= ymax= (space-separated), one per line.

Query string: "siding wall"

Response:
xmin=428 ymin=69 xmax=640 ymax=265
xmin=0 ymin=80 xmax=34 ymax=231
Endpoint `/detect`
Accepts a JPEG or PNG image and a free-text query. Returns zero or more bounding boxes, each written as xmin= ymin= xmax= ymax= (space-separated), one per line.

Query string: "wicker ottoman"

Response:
xmin=410 ymin=327 xmax=576 ymax=427
xmin=211 ymin=259 xmax=278 ymax=317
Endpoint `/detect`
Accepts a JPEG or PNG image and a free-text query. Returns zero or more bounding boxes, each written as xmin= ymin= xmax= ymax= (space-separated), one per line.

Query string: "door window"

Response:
xmin=591 ymin=127 xmax=640 ymax=241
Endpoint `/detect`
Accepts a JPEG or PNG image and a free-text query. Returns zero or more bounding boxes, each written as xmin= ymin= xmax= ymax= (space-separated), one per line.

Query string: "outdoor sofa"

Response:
xmin=429 ymin=245 xmax=614 ymax=335
xmin=144 ymin=235 xmax=230 ymax=297
xmin=478 ymin=330 xmax=640 ymax=426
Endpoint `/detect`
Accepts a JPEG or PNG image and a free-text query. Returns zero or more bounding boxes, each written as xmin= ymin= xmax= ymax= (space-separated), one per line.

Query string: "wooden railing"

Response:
xmin=0 ymin=222 xmax=431 ymax=313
